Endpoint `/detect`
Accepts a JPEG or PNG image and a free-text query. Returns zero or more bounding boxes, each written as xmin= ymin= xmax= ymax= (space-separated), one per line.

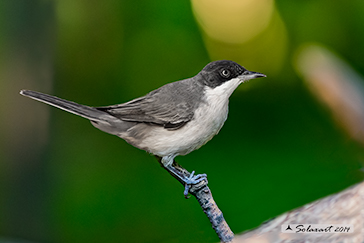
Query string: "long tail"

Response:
xmin=20 ymin=90 xmax=116 ymax=123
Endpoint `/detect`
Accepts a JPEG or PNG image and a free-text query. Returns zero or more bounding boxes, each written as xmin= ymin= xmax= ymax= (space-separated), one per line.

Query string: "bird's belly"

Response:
xmin=134 ymin=102 xmax=229 ymax=157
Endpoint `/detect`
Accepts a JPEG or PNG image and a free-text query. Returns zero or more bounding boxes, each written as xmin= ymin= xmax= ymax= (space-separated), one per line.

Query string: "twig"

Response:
xmin=156 ymin=158 xmax=234 ymax=243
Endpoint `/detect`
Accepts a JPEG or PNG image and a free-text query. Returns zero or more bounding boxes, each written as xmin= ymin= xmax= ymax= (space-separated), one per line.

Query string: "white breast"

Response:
xmin=129 ymin=77 xmax=243 ymax=158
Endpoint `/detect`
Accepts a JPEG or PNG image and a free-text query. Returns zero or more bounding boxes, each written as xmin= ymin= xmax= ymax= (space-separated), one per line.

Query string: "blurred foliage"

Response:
xmin=1 ymin=0 xmax=364 ymax=243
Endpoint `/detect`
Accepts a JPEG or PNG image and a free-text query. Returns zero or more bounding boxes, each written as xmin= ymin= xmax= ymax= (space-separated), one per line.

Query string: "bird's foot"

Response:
xmin=183 ymin=171 xmax=208 ymax=198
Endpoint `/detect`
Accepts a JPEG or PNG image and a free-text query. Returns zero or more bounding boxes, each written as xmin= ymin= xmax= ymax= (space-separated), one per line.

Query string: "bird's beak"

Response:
xmin=241 ymin=70 xmax=266 ymax=80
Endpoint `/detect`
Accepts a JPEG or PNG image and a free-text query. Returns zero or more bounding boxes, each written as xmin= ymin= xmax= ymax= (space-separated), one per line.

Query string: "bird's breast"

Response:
xmin=194 ymin=96 xmax=229 ymax=138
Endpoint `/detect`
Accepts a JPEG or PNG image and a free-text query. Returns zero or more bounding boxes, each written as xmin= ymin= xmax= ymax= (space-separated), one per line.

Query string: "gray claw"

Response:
xmin=183 ymin=171 xmax=208 ymax=198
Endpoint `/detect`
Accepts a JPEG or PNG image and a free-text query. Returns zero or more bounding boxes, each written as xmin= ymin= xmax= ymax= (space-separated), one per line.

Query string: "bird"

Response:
xmin=20 ymin=60 xmax=265 ymax=196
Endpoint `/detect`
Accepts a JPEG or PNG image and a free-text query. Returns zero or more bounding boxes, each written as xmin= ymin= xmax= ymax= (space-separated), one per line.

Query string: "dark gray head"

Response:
xmin=199 ymin=60 xmax=265 ymax=88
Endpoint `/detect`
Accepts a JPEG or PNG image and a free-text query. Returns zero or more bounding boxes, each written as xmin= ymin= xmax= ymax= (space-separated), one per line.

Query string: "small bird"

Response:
xmin=20 ymin=60 xmax=265 ymax=196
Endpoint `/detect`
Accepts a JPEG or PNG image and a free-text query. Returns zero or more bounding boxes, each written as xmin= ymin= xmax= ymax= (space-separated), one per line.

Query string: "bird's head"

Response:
xmin=199 ymin=60 xmax=266 ymax=89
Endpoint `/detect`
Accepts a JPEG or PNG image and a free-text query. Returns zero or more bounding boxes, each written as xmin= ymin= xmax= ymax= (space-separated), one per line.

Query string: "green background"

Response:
xmin=1 ymin=0 xmax=363 ymax=242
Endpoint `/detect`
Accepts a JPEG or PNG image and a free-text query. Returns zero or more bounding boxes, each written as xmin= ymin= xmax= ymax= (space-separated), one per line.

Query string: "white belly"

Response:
xmin=139 ymin=99 xmax=229 ymax=157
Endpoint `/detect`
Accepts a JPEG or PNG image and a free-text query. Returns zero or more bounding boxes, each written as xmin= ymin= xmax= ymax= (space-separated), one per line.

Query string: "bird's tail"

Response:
xmin=20 ymin=90 xmax=117 ymax=124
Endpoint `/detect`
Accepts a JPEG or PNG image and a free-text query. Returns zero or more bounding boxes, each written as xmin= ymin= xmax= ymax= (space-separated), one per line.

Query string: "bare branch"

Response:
xmin=156 ymin=158 xmax=234 ymax=243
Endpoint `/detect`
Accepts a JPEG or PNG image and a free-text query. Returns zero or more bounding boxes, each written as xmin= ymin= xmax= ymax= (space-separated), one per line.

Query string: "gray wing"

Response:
xmin=96 ymin=79 xmax=204 ymax=130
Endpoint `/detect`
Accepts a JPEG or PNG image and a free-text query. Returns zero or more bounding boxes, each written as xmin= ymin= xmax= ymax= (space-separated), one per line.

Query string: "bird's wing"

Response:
xmin=96 ymin=80 xmax=202 ymax=130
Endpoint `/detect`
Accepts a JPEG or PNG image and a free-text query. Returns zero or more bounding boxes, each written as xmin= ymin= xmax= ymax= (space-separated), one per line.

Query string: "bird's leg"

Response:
xmin=155 ymin=156 xmax=208 ymax=198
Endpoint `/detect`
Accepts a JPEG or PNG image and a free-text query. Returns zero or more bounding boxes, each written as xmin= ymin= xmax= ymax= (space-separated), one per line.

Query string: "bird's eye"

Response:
xmin=221 ymin=69 xmax=231 ymax=78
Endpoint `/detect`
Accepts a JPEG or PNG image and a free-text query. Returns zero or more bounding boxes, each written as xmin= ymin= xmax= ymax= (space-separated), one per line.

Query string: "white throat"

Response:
xmin=199 ymin=77 xmax=243 ymax=139
xmin=204 ymin=77 xmax=243 ymax=102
